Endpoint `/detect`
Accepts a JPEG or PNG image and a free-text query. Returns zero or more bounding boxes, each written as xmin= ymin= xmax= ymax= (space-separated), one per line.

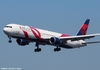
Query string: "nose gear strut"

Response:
xmin=8 ymin=36 xmax=12 ymax=43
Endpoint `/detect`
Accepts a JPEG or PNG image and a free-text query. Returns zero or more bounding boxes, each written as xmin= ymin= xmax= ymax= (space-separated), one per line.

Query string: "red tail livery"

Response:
xmin=77 ymin=19 xmax=90 ymax=35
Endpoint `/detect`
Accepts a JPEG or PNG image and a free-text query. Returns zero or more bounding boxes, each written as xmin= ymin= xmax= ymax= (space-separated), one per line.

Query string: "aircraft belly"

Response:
xmin=59 ymin=44 xmax=73 ymax=49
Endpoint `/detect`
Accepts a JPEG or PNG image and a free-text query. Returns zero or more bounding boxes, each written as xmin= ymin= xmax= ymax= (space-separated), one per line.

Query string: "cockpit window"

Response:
xmin=5 ymin=26 xmax=12 ymax=28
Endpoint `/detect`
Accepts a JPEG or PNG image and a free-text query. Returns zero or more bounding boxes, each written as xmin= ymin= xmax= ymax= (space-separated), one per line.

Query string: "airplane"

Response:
xmin=3 ymin=19 xmax=100 ymax=52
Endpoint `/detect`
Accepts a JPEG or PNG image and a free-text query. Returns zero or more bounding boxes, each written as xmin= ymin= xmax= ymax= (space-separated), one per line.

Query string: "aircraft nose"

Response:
xmin=3 ymin=27 xmax=6 ymax=32
xmin=3 ymin=28 xmax=11 ymax=35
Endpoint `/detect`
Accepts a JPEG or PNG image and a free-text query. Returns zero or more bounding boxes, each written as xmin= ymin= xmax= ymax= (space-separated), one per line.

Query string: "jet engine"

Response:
xmin=66 ymin=40 xmax=87 ymax=48
xmin=49 ymin=37 xmax=61 ymax=44
xmin=16 ymin=39 xmax=29 ymax=46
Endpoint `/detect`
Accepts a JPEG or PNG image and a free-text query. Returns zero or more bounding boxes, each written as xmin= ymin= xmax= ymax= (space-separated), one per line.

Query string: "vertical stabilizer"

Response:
xmin=77 ymin=19 xmax=90 ymax=35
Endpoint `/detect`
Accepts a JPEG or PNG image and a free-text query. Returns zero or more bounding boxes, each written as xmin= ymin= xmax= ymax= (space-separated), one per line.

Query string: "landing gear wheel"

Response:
xmin=54 ymin=48 xmax=61 ymax=52
xmin=38 ymin=48 xmax=41 ymax=51
xmin=8 ymin=40 xmax=12 ymax=43
xmin=34 ymin=49 xmax=37 ymax=52
xmin=58 ymin=48 xmax=61 ymax=51
xmin=54 ymin=48 xmax=57 ymax=52
xmin=8 ymin=36 xmax=12 ymax=43
xmin=34 ymin=48 xmax=41 ymax=52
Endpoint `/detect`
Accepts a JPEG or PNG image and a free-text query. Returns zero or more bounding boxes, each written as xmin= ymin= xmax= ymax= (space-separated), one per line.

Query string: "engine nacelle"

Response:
xmin=66 ymin=40 xmax=87 ymax=48
xmin=16 ymin=39 xmax=29 ymax=46
xmin=49 ymin=37 xmax=61 ymax=44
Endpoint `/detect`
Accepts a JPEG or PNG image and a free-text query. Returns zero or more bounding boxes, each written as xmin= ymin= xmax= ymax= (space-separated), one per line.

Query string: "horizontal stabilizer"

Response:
xmin=84 ymin=41 xmax=100 ymax=44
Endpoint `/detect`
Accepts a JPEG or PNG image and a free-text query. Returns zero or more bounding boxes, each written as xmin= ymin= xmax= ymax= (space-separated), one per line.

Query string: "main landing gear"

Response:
xmin=34 ymin=42 xmax=41 ymax=52
xmin=8 ymin=36 xmax=12 ymax=43
xmin=34 ymin=43 xmax=61 ymax=52
xmin=54 ymin=47 xmax=61 ymax=52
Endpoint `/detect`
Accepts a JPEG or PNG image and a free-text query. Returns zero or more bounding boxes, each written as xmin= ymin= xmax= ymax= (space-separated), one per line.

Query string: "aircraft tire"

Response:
xmin=34 ymin=48 xmax=41 ymax=52
xmin=9 ymin=40 xmax=12 ymax=43
xmin=54 ymin=48 xmax=57 ymax=52
xmin=54 ymin=48 xmax=61 ymax=52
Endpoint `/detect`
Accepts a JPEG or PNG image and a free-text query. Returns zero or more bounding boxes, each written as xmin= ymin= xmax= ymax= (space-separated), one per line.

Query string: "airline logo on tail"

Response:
xmin=77 ymin=19 xmax=90 ymax=35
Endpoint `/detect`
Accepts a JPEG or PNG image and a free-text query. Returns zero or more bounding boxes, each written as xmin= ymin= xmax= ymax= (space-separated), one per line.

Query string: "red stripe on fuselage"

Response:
xmin=23 ymin=31 xmax=29 ymax=40
xmin=30 ymin=27 xmax=41 ymax=39
xmin=60 ymin=34 xmax=69 ymax=37
xmin=19 ymin=26 xmax=29 ymax=40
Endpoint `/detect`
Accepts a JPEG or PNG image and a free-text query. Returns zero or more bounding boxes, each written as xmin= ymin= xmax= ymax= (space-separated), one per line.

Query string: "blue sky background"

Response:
xmin=0 ymin=0 xmax=100 ymax=70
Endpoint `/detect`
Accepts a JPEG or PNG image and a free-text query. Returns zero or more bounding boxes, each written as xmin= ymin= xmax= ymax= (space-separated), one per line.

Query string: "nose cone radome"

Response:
xmin=3 ymin=28 xmax=11 ymax=35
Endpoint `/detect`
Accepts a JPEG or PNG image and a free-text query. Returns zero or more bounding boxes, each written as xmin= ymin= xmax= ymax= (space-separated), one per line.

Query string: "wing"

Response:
xmin=60 ymin=33 xmax=100 ymax=41
xmin=42 ymin=33 xmax=100 ymax=45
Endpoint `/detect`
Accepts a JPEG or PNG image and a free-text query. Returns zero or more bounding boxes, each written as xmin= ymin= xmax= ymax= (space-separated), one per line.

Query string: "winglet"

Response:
xmin=77 ymin=19 xmax=90 ymax=35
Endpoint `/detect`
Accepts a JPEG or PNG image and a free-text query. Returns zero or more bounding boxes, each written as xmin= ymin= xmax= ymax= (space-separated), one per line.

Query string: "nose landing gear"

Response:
xmin=9 ymin=39 xmax=12 ymax=43
xmin=8 ymin=36 xmax=12 ymax=43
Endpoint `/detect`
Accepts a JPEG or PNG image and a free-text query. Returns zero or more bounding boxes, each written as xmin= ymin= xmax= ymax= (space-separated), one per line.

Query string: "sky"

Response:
xmin=0 ymin=0 xmax=100 ymax=70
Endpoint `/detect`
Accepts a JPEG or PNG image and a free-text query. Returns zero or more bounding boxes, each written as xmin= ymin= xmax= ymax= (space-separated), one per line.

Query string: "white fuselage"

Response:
xmin=3 ymin=24 xmax=87 ymax=49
